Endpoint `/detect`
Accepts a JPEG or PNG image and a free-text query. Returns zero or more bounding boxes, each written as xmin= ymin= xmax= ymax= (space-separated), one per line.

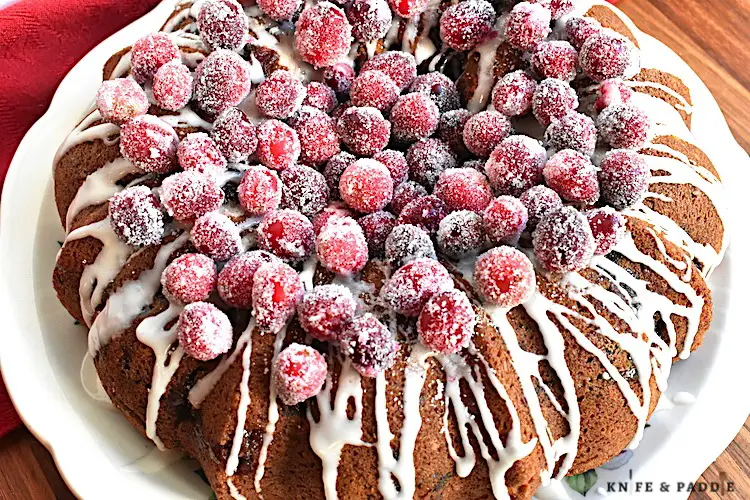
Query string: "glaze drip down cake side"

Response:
xmin=51 ymin=0 xmax=728 ymax=498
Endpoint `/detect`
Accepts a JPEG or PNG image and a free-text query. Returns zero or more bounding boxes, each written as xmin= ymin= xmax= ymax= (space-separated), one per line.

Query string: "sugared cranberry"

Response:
xmin=408 ymin=72 xmax=460 ymax=113
xmin=519 ymin=185 xmax=562 ymax=230
xmin=586 ymin=208 xmax=627 ymax=256
xmin=238 ymin=165 xmax=282 ymax=216
xmin=543 ymin=149 xmax=600 ymax=204
xmin=161 ymin=253 xmax=217 ymax=304
xmin=298 ymin=284 xmax=357 ymax=342
xmin=303 ymin=82 xmax=338 ymax=113
xmin=406 ymin=138 xmax=457 ymax=188
xmin=211 ymin=108 xmax=257 ymax=162
xmin=387 ymin=0 xmax=429 ymax=18
xmin=317 ymin=217 xmax=369 ymax=275
xmin=109 ymin=186 xmax=164 ymax=247
xmin=390 ymin=93 xmax=440 ymax=143
xmin=130 ymin=33 xmax=180 ymax=84
xmin=340 ymin=314 xmax=398 ymax=377
xmin=580 ymin=32 xmax=638 ymax=83
xmin=544 ymin=112 xmax=597 ymax=157
xmin=396 ymin=195 xmax=449 ymax=234
xmin=532 ymin=41 xmax=579 ymax=82
xmin=361 ymin=51 xmax=417 ymax=91
xmin=358 ymin=211 xmax=396 ymax=257
xmin=96 ymin=78 xmax=148 ymax=124
xmin=532 ymin=206 xmax=595 ymax=272
xmin=255 ymin=70 xmax=307 ymax=120
xmin=323 ymin=63 xmax=356 ymax=96
xmin=323 ymin=153 xmax=356 ymax=201
xmin=257 ymin=0 xmax=301 ymax=21
xmin=565 ymin=16 xmax=602 ymax=51
xmin=347 ymin=0 xmax=392 ymax=41
xmin=474 ymin=247 xmax=536 ymax=307
xmin=218 ymin=250 xmax=279 ymax=308
xmin=598 ymin=149 xmax=650 ymax=209
xmin=504 ymin=2 xmax=552 ymax=51
xmin=492 ymin=70 xmax=537 ymax=117
xmin=390 ymin=181 xmax=427 ymax=215
xmin=161 ymin=171 xmax=224 ymax=221
xmin=312 ymin=202 xmax=356 ymax=234
xmin=350 ymin=70 xmax=399 ymax=111
xmin=595 ymin=78 xmax=634 ymax=113
xmin=194 ymin=49 xmax=253 ymax=117
xmin=120 ymin=115 xmax=179 ymax=173
xmin=295 ymin=2 xmax=353 ymax=68
xmin=280 ymin=164 xmax=330 ymax=219
xmin=177 ymin=302 xmax=233 ymax=361
xmin=463 ymin=111 xmax=513 ymax=158
xmin=434 ymin=167 xmax=493 ymax=213
xmin=485 ymin=135 xmax=547 ymax=196
xmin=152 ymin=60 xmax=193 ymax=112
xmin=437 ymin=210 xmax=486 ymax=258
xmin=256 ymin=119 xmax=301 ymax=171
xmin=528 ymin=0 xmax=572 ymax=19
xmin=191 ymin=212 xmax=242 ymax=261
xmin=439 ymin=0 xmax=495 ymax=51
xmin=381 ymin=258 xmax=454 ymax=316
xmin=336 ymin=106 xmax=391 ymax=156
xmin=178 ymin=133 xmax=227 ymax=177
xmin=464 ymin=159 xmax=486 ymax=173
xmin=252 ymin=260 xmax=305 ymax=332
xmin=532 ymin=78 xmax=579 ymax=127
xmin=339 ymin=158 xmax=394 ymax=213
xmin=438 ymin=109 xmax=470 ymax=156
xmin=484 ymin=195 xmax=528 ymax=244
xmin=291 ymin=107 xmax=341 ymax=165
xmin=385 ymin=223 xmax=436 ymax=267
xmin=256 ymin=209 xmax=315 ymax=261
xmin=197 ymin=0 xmax=249 ymax=51
xmin=598 ymin=103 xmax=651 ymax=149
xmin=373 ymin=150 xmax=409 ymax=185
xmin=418 ymin=290 xmax=476 ymax=354
xmin=274 ymin=343 xmax=328 ymax=405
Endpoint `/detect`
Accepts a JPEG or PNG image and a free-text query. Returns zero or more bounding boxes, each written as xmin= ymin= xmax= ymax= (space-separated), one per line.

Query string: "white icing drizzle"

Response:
xmin=226 ymin=319 xmax=257 ymax=476
xmin=54 ymin=110 xmax=119 ymax=166
xmin=466 ymin=17 xmax=506 ymax=113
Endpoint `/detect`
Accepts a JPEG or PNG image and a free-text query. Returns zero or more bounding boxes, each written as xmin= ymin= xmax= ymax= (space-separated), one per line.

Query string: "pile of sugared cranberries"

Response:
xmin=598 ymin=103 xmax=651 ymax=149
xmin=298 ymin=284 xmax=357 ymax=342
xmin=408 ymin=72 xmax=460 ymax=113
xmin=361 ymin=51 xmax=417 ymax=91
xmin=418 ymin=290 xmax=476 ymax=354
xmin=256 ymin=119 xmax=301 ymax=171
xmin=256 ymin=209 xmax=315 ymax=262
xmin=252 ymin=260 xmax=305 ymax=332
xmin=340 ymin=313 xmax=398 ymax=377
xmin=533 ymin=78 xmax=579 ymax=127
xmin=406 ymin=138 xmax=457 ymax=188
xmin=544 ymin=112 xmax=597 ymax=157
xmin=304 ymin=82 xmax=338 ymax=113
xmin=295 ymin=2 xmax=353 ymax=68
xmin=391 ymin=181 xmax=427 ymax=215
xmin=390 ymin=93 xmax=440 ymax=143
xmin=161 ymin=253 xmax=217 ymax=305
xmin=313 ymin=202 xmax=355 ymax=234
xmin=519 ymin=185 xmax=562 ymax=230
xmin=292 ymin=107 xmax=341 ymax=166
xmin=474 ymin=247 xmax=536 ymax=307
xmin=595 ymin=79 xmax=634 ymax=113
xmin=381 ymin=258 xmax=454 ymax=316
xmin=130 ymin=33 xmax=180 ymax=84
xmin=218 ymin=250 xmax=279 ymax=309
xmin=565 ymin=16 xmax=602 ymax=50
xmin=336 ymin=106 xmax=391 ymax=156
xmin=438 ymin=109 xmax=471 ymax=155
xmin=211 ymin=108 xmax=258 ymax=163
xmin=358 ymin=211 xmax=396 ymax=257
xmin=109 ymin=186 xmax=164 ymax=247
xmin=274 ymin=343 xmax=328 ymax=405
xmin=373 ymin=149 xmax=409 ymax=185
xmin=439 ymin=0 xmax=496 ymax=51
xmin=324 ymin=63 xmax=356 ymax=96
xmin=385 ymin=224 xmax=436 ymax=267
xmin=350 ymin=70 xmax=400 ymax=111
xmin=177 ymin=302 xmax=233 ymax=361
xmin=96 ymin=78 xmax=149 ymax=124
xmin=258 ymin=0 xmax=300 ymax=21
xmin=586 ymin=208 xmax=627 ymax=256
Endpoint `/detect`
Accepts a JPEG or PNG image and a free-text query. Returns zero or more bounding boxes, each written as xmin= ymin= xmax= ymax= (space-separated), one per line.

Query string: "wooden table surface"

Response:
xmin=0 ymin=0 xmax=748 ymax=498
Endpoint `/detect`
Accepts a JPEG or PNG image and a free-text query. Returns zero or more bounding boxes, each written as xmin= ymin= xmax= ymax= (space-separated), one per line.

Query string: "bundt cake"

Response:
xmin=51 ymin=0 xmax=728 ymax=498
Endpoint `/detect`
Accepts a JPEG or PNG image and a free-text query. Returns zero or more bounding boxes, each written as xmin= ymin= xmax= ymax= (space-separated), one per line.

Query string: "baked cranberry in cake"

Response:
xmin=339 ymin=159 xmax=394 ymax=213
xmin=120 ymin=115 xmax=179 ymax=173
xmin=350 ymin=70 xmax=400 ymax=111
xmin=436 ymin=210 xmax=486 ymax=258
xmin=462 ymin=110 xmax=513 ymax=158
xmin=256 ymin=70 xmax=307 ymax=120
xmin=439 ymin=0 xmax=496 ymax=51
xmin=298 ymin=284 xmax=357 ymax=342
xmin=96 ymin=78 xmax=149 ymax=125
xmin=256 ymin=209 xmax=315 ymax=261
xmin=274 ymin=344 xmax=328 ymax=405
xmin=533 ymin=206 xmax=595 ymax=272
xmin=531 ymin=41 xmax=579 ymax=82
xmin=211 ymin=108 xmax=258 ymax=163
xmin=256 ymin=119 xmax=301 ymax=171
xmin=381 ymin=258 xmax=454 ymax=316
xmin=177 ymin=133 xmax=227 ymax=177
xmin=108 ymin=186 xmax=164 ymax=247
xmin=130 ymin=33 xmax=180 ymax=84
xmin=474 ymin=246 xmax=536 ymax=307
xmin=161 ymin=253 xmax=217 ymax=305
xmin=408 ymin=72 xmax=461 ymax=113
xmin=347 ymin=0 xmax=392 ymax=42
xmin=599 ymin=149 xmax=651 ymax=209
xmin=190 ymin=212 xmax=242 ymax=261
xmin=598 ymin=103 xmax=652 ymax=149
xmin=406 ymin=138 xmax=457 ymax=188
xmin=390 ymin=181 xmax=427 ymax=215
xmin=532 ymin=78 xmax=579 ymax=127
xmin=152 ymin=60 xmax=193 ymax=112
xmin=218 ymin=250 xmax=279 ymax=309
xmin=543 ymin=149 xmax=600 ymax=204
xmin=340 ymin=314 xmax=398 ymax=377
xmin=544 ymin=112 xmax=597 ymax=157
xmin=160 ymin=171 xmax=224 ymax=221
xmin=295 ymin=2 xmax=353 ymax=68
xmin=586 ymin=208 xmax=627 ymax=256
xmin=197 ymin=0 xmax=249 ymax=51
xmin=492 ymin=70 xmax=537 ymax=117
xmin=385 ymin=224 xmax=436 ymax=267
xmin=336 ymin=106 xmax=391 ymax=156
xmin=238 ymin=165 xmax=282 ymax=216
xmin=317 ymin=217 xmax=369 ymax=275
xmin=193 ymin=49 xmax=253 ymax=117
xmin=361 ymin=51 xmax=417 ymax=91
xmin=390 ymin=93 xmax=440 ymax=143
xmin=519 ymin=185 xmax=563 ymax=230
xmin=252 ymin=260 xmax=305 ymax=332
xmin=433 ymin=167 xmax=493 ymax=213
xmin=485 ymin=135 xmax=547 ymax=196
xmin=418 ymin=290 xmax=476 ymax=354
xmin=504 ymin=2 xmax=552 ymax=51
xmin=396 ymin=195 xmax=449 ymax=234
xmin=358 ymin=211 xmax=396 ymax=257
xmin=483 ymin=195 xmax=529 ymax=244
xmin=177 ymin=302 xmax=233 ymax=361
xmin=303 ymin=82 xmax=338 ymax=113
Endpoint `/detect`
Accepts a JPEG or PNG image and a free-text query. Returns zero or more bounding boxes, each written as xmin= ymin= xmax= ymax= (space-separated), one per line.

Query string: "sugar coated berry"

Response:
xmin=484 ymin=195 xmax=528 ymax=244
xmin=373 ymin=150 xmax=409 ymax=185
xmin=519 ymin=185 xmax=562 ymax=230
xmin=598 ymin=103 xmax=651 ymax=149
xmin=396 ymin=195 xmax=449 ymax=234
xmin=211 ymin=108 xmax=258 ymax=162
xmin=385 ymin=223 xmax=435 ymax=267
xmin=408 ymin=72 xmax=460 ymax=113
xmin=304 ymin=82 xmax=338 ymax=113
xmin=256 ymin=119 xmax=301 ymax=171
xmin=298 ymin=284 xmax=357 ymax=341
xmin=177 ymin=302 xmax=233 ymax=361
xmin=341 ymin=314 xmax=398 ymax=377
xmin=439 ymin=0 xmax=495 ymax=51
xmin=474 ymin=247 xmax=536 ymax=307
xmin=161 ymin=253 xmax=217 ymax=304
xmin=280 ymin=164 xmax=330 ymax=219
xmin=406 ymin=138 xmax=457 ymax=188
xmin=178 ymin=133 xmax=227 ymax=177
xmin=381 ymin=258 xmax=454 ymax=316
xmin=565 ymin=16 xmax=602 ymax=51
xmin=295 ymin=2 xmax=353 ymax=68
xmin=323 ymin=63 xmax=356 ymax=96
xmin=120 ymin=115 xmax=179 ymax=173
xmin=437 ymin=210 xmax=486 ymax=258
xmin=324 ymin=152 xmax=356 ymax=199
xmin=463 ymin=111 xmax=513 ymax=158
xmin=580 ymin=32 xmax=638 ymax=83
xmin=438 ymin=109 xmax=470 ymax=156
xmin=532 ymin=41 xmax=579 ymax=82
xmin=391 ymin=93 xmax=440 ymax=143
xmin=256 ymin=70 xmax=307 ymax=119
xmin=434 ymin=167 xmax=493 ymax=213
xmin=109 ymin=186 xmax=164 ymax=247
xmin=257 ymin=0 xmax=301 ymax=21
xmin=161 ymin=170 xmax=224 ymax=221
xmin=317 ymin=217 xmax=369 ymax=275
xmin=464 ymin=159 xmax=486 ymax=173
xmin=339 ymin=159 xmax=393 ymax=213
xmin=96 ymin=78 xmax=148 ymax=124
xmin=312 ymin=202 xmax=355 ymax=234
xmin=350 ymin=70 xmax=399 ymax=111
xmin=274 ymin=344 xmax=328 ymax=405
xmin=152 ymin=60 xmax=193 ymax=112
xmin=252 ymin=261 xmax=305 ymax=332
xmin=348 ymin=0 xmax=392 ymax=41
xmin=418 ymin=290 xmax=475 ymax=354
xmin=358 ymin=211 xmax=396 ymax=257
xmin=257 ymin=209 xmax=315 ymax=261
xmin=595 ymin=78 xmax=634 ymax=113
xmin=191 ymin=212 xmax=242 ymax=261
xmin=238 ymin=165 xmax=282 ymax=215
xmin=492 ymin=70 xmax=537 ymax=117
xmin=361 ymin=51 xmax=417 ymax=91
xmin=391 ymin=181 xmax=427 ymax=215
xmin=193 ymin=49 xmax=253 ymax=117
xmin=485 ymin=135 xmax=547 ymax=196
xmin=586 ymin=208 xmax=626 ymax=256
xmin=544 ymin=112 xmax=597 ymax=157
xmin=218 ymin=250 xmax=279 ymax=308
xmin=533 ymin=206 xmax=595 ymax=272
xmin=291 ymin=107 xmax=340 ymax=165
xmin=130 ymin=33 xmax=180 ymax=84
xmin=598 ymin=149 xmax=650 ymax=209
xmin=543 ymin=149 xmax=600 ymax=204
xmin=533 ymin=78 xmax=579 ymax=127
xmin=528 ymin=0 xmax=573 ymax=19
xmin=197 ymin=0 xmax=249 ymax=51
xmin=336 ymin=106 xmax=391 ymax=156
xmin=504 ymin=2 xmax=552 ymax=51
xmin=387 ymin=0 xmax=429 ymax=18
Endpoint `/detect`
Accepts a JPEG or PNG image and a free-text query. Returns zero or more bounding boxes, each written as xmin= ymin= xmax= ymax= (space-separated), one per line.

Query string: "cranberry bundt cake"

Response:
xmin=52 ymin=0 xmax=727 ymax=498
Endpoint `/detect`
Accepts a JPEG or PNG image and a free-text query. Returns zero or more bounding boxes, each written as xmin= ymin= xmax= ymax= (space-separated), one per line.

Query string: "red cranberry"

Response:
xmin=406 ymin=138 xmax=457 ymax=188
xmin=381 ymin=258 xmax=454 ymax=316
xmin=303 ymin=82 xmax=338 ymax=113
xmin=109 ymin=186 xmax=164 ymax=247
xmin=178 ymin=133 xmax=227 ymax=177
xmin=385 ymin=223 xmax=436 ymax=267
xmin=256 ymin=209 xmax=315 ymax=261
xmin=532 ymin=78 xmax=579 ymax=127
xmin=177 ymin=302 xmax=233 ymax=361
xmin=252 ymin=261 xmax=305 ymax=332
xmin=373 ymin=150 xmax=409 ymax=185
xmin=274 ymin=343 xmax=328 ymax=405
xmin=519 ymin=185 xmax=562 ymax=230
xmin=255 ymin=70 xmax=307 ymax=119
xmin=238 ymin=165 xmax=282 ymax=216
xmin=312 ymin=202 xmax=356 ymax=234
xmin=358 ymin=211 xmax=396 ymax=257
xmin=339 ymin=159 xmax=394 ymax=213
xmin=96 ymin=78 xmax=148 ymax=124
xmin=462 ymin=111 xmax=513 ymax=158
xmin=483 ymin=195 xmax=528 ymax=244
xmin=586 ymin=208 xmax=627 ymax=256
xmin=528 ymin=0 xmax=572 ymax=19
xmin=544 ymin=112 xmax=597 ymax=157
xmin=130 ymin=33 xmax=180 ymax=84
xmin=120 ymin=115 xmax=179 ymax=173
xmin=323 ymin=152 xmax=357 ymax=199
xmin=218 ymin=250 xmax=279 ymax=308
xmin=280 ymin=164 xmax=330 ymax=219
xmin=257 ymin=0 xmax=301 ymax=21
xmin=598 ymin=149 xmax=650 ymax=209
xmin=408 ymin=72 xmax=460 ymax=113
xmin=543 ymin=149 xmax=599 ymax=204
xmin=595 ymin=78 xmax=634 ymax=113
xmin=295 ymin=2 xmax=353 ymax=68
xmin=161 ymin=253 xmax=217 ymax=304
xmin=336 ymin=106 xmax=391 ymax=156
xmin=347 ymin=0 xmax=392 ymax=41
xmin=292 ymin=107 xmax=341 ymax=165
xmin=485 ymin=135 xmax=547 ymax=196
xmin=361 ymin=51 xmax=417 ymax=91
xmin=340 ymin=314 xmax=398 ymax=377
xmin=474 ymin=247 xmax=536 ymax=307
xmin=438 ymin=109 xmax=471 ymax=155
xmin=464 ymin=159 xmax=486 ymax=173
xmin=439 ymin=0 xmax=496 ymax=51
xmin=350 ymin=70 xmax=399 ymax=111
xmin=152 ymin=61 xmax=193 ymax=112
xmin=434 ymin=167 xmax=493 ymax=213
xmin=396 ymin=195 xmax=449 ymax=234
xmin=565 ymin=16 xmax=602 ymax=51
xmin=323 ymin=63 xmax=356 ymax=96
xmin=298 ymin=284 xmax=357 ymax=342
xmin=391 ymin=181 xmax=427 ymax=215
xmin=418 ymin=290 xmax=475 ymax=354
xmin=492 ymin=70 xmax=537 ymax=117
xmin=211 ymin=108 xmax=257 ymax=162
xmin=161 ymin=171 xmax=224 ymax=221
xmin=504 ymin=2 xmax=552 ymax=51
xmin=194 ymin=49 xmax=253 ymax=117
xmin=580 ymin=32 xmax=638 ymax=83
xmin=256 ymin=119 xmax=301 ymax=171
xmin=598 ymin=103 xmax=651 ymax=149
xmin=387 ymin=0 xmax=429 ymax=18
xmin=391 ymin=93 xmax=440 ymax=143
xmin=197 ymin=0 xmax=249 ymax=51
xmin=532 ymin=41 xmax=579 ymax=82
xmin=191 ymin=212 xmax=242 ymax=261
xmin=436 ymin=210 xmax=486 ymax=258
xmin=532 ymin=206 xmax=595 ymax=272
xmin=317 ymin=217 xmax=369 ymax=275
